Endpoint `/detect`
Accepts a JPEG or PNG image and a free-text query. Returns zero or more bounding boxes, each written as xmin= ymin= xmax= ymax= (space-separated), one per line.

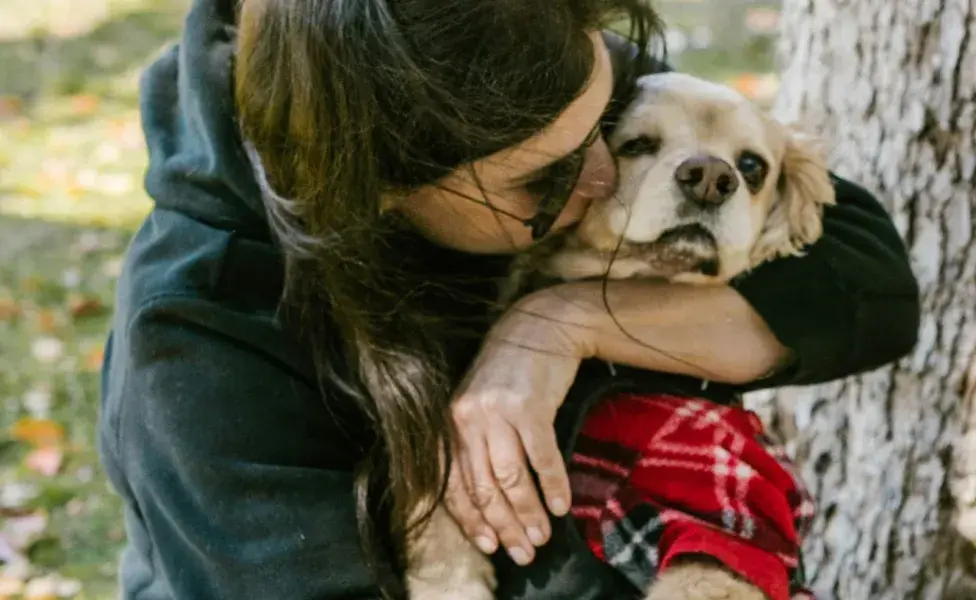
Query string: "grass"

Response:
xmin=0 ymin=218 xmax=132 ymax=599
xmin=0 ymin=1 xmax=190 ymax=597
xmin=0 ymin=1 xmax=777 ymax=598
xmin=0 ymin=0 xmax=191 ymax=230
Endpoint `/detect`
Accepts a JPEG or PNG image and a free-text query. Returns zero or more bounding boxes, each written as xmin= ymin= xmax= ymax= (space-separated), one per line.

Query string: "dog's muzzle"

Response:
xmin=637 ymin=224 xmax=720 ymax=276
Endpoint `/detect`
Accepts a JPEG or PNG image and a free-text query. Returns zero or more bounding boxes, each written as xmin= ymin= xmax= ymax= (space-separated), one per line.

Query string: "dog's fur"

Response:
xmin=405 ymin=72 xmax=835 ymax=600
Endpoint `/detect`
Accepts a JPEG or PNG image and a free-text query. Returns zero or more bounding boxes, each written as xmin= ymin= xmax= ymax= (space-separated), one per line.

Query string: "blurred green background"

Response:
xmin=0 ymin=0 xmax=780 ymax=598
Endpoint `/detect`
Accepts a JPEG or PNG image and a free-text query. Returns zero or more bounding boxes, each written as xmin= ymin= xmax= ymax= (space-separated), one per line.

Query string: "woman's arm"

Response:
xmin=515 ymin=279 xmax=789 ymax=385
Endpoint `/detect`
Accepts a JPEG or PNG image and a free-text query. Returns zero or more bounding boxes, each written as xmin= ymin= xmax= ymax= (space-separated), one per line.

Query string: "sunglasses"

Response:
xmin=433 ymin=123 xmax=603 ymax=240
xmin=522 ymin=124 xmax=603 ymax=240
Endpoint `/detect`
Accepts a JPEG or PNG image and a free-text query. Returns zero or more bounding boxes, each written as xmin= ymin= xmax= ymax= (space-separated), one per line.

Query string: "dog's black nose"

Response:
xmin=674 ymin=155 xmax=739 ymax=207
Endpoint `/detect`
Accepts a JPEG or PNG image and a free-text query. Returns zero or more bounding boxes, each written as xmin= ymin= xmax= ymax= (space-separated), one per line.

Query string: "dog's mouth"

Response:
xmin=633 ymin=224 xmax=720 ymax=276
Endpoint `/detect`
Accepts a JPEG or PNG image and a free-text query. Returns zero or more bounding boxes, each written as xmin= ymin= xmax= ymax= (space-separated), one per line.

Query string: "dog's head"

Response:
xmin=544 ymin=72 xmax=835 ymax=284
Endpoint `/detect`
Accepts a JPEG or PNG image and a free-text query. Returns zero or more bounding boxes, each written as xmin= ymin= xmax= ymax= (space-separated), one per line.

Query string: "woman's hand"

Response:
xmin=444 ymin=290 xmax=588 ymax=566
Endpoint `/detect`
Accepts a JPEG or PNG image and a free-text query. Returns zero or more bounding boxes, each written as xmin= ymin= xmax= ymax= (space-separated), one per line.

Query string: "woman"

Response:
xmin=98 ymin=0 xmax=920 ymax=598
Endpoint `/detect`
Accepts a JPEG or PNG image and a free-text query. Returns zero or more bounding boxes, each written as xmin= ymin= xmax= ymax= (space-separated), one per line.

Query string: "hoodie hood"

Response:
xmin=140 ymin=0 xmax=269 ymax=238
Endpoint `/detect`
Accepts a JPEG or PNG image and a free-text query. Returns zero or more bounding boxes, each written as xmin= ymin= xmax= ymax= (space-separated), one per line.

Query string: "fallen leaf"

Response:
xmin=38 ymin=160 xmax=71 ymax=190
xmin=10 ymin=574 xmax=80 ymax=600
xmin=75 ymin=169 xmax=98 ymax=189
xmin=0 ymin=574 xmax=26 ymax=599
xmin=55 ymin=578 xmax=81 ymax=598
xmin=0 ymin=298 xmax=19 ymax=322
xmin=728 ymin=73 xmax=762 ymax=98
xmin=11 ymin=419 xmax=64 ymax=449
xmin=0 ymin=483 xmax=39 ymax=510
xmin=74 ymin=231 xmax=102 ymax=254
xmin=35 ymin=311 xmax=58 ymax=333
xmin=68 ymin=94 xmax=100 ymax=117
xmin=0 ymin=95 xmax=23 ymax=121
xmin=60 ymin=269 xmax=81 ymax=289
xmin=22 ymin=386 xmax=53 ymax=418
xmin=65 ymin=499 xmax=84 ymax=517
xmin=22 ymin=577 xmax=57 ymax=600
xmin=100 ymin=173 xmax=135 ymax=197
xmin=0 ymin=533 xmax=22 ymax=567
xmin=74 ymin=465 xmax=94 ymax=484
xmin=25 ymin=447 xmax=63 ymax=477
xmin=107 ymin=117 xmax=140 ymax=147
xmin=67 ymin=295 xmax=106 ymax=319
xmin=5 ymin=116 xmax=31 ymax=135
xmin=0 ymin=557 xmax=31 ymax=587
xmin=31 ymin=338 xmax=64 ymax=363
xmin=0 ymin=512 xmax=48 ymax=553
xmin=82 ymin=347 xmax=104 ymax=372
xmin=101 ymin=257 xmax=124 ymax=278
xmin=0 ymin=505 xmax=34 ymax=519
xmin=64 ymin=181 xmax=86 ymax=199
xmin=94 ymin=142 xmax=121 ymax=164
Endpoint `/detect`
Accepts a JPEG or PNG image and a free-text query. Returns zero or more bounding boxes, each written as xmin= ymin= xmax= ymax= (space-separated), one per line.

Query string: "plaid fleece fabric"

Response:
xmin=568 ymin=392 xmax=816 ymax=600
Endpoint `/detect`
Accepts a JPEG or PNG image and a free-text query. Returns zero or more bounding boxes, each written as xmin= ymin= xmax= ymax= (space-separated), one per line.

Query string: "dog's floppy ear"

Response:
xmin=750 ymin=126 xmax=836 ymax=267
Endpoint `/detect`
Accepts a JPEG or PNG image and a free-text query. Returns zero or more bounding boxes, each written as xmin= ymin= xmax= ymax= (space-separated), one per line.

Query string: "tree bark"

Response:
xmin=747 ymin=1 xmax=976 ymax=598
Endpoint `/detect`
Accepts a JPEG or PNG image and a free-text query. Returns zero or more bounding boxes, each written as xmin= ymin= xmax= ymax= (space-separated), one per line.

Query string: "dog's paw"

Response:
xmin=643 ymin=562 xmax=767 ymax=600
xmin=406 ymin=575 xmax=496 ymax=600
xmin=404 ymin=503 xmax=497 ymax=599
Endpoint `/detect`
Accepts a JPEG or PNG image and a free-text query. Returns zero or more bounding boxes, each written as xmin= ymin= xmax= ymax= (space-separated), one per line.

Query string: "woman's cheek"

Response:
xmin=402 ymin=189 xmax=541 ymax=254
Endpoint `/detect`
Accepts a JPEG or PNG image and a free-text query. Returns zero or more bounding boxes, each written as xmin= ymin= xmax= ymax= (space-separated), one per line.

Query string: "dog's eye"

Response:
xmin=737 ymin=151 xmax=766 ymax=174
xmin=736 ymin=151 xmax=768 ymax=191
xmin=617 ymin=135 xmax=663 ymax=157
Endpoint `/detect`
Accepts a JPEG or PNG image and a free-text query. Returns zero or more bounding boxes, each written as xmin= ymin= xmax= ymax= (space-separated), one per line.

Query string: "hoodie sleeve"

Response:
xmin=602 ymin=32 xmax=921 ymax=388
xmin=105 ymin=297 xmax=383 ymax=600
xmin=731 ymin=176 xmax=920 ymax=389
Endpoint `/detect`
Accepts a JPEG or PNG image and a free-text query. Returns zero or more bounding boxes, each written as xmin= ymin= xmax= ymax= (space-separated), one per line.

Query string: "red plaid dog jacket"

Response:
xmin=568 ymin=392 xmax=816 ymax=600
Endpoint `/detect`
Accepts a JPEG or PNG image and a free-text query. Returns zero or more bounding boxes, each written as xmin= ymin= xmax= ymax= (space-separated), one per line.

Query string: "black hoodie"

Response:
xmin=98 ymin=1 xmax=920 ymax=598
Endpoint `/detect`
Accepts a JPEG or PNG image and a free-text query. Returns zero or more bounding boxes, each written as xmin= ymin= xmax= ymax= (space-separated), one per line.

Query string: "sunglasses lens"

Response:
xmin=524 ymin=154 xmax=585 ymax=239
xmin=523 ymin=123 xmax=602 ymax=240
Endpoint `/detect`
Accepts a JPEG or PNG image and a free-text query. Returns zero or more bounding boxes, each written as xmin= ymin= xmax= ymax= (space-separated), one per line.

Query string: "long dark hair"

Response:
xmin=235 ymin=0 xmax=663 ymax=586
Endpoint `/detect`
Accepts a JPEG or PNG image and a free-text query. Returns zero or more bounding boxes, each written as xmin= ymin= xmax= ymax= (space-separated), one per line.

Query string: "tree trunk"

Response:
xmin=746 ymin=1 xmax=976 ymax=598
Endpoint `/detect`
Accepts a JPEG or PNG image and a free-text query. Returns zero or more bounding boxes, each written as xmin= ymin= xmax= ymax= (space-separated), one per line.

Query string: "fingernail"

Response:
xmin=508 ymin=546 xmax=531 ymax=566
xmin=527 ymin=527 xmax=546 ymax=546
xmin=550 ymin=498 xmax=568 ymax=516
xmin=475 ymin=536 xmax=497 ymax=554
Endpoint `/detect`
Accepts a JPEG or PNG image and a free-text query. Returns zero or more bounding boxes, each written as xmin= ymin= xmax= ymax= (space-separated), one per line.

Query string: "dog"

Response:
xmin=405 ymin=71 xmax=835 ymax=600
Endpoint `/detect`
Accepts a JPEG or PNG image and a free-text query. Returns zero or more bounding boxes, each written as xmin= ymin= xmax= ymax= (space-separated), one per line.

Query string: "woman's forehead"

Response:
xmin=472 ymin=32 xmax=614 ymax=184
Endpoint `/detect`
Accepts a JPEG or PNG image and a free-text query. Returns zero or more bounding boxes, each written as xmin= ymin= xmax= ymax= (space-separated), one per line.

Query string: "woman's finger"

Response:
xmin=486 ymin=421 xmax=551 ymax=547
xmin=443 ymin=458 xmax=497 ymax=555
xmin=464 ymin=423 xmax=535 ymax=565
xmin=519 ymin=420 xmax=570 ymax=517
